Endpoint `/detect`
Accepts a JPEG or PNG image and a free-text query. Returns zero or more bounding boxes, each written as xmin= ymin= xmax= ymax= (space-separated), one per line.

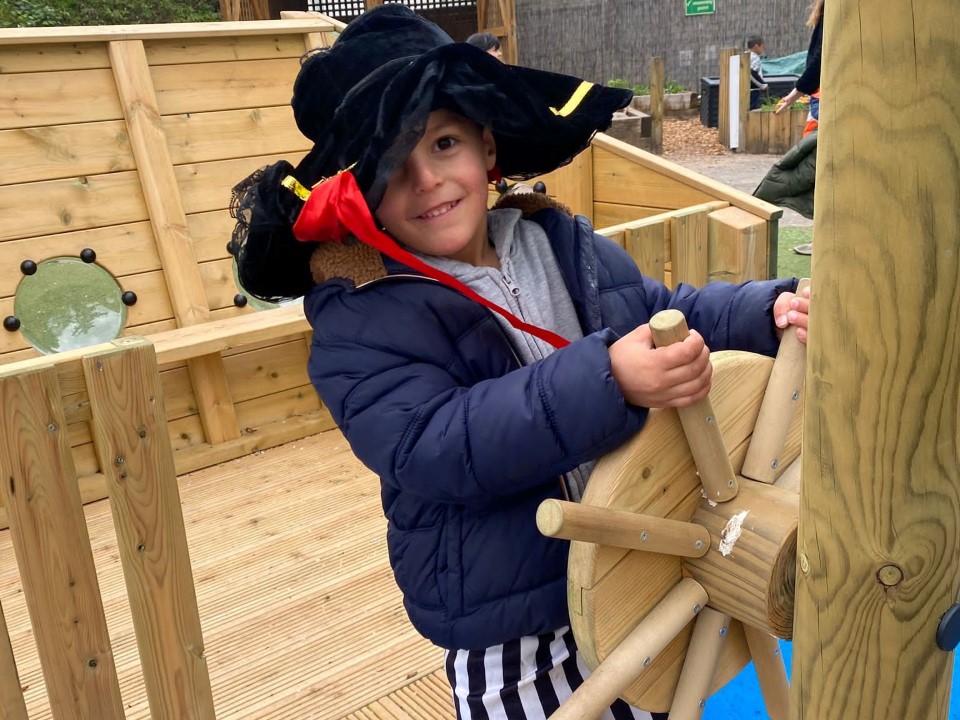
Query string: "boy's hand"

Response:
xmin=773 ymin=284 xmax=811 ymax=343
xmin=609 ymin=325 xmax=712 ymax=408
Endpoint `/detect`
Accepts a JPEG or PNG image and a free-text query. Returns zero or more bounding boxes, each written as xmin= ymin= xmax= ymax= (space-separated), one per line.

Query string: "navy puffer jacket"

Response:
xmin=305 ymin=207 xmax=796 ymax=650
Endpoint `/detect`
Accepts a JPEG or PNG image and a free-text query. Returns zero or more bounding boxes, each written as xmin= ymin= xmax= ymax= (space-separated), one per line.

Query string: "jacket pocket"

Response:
xmin=387 ymin=522 xmax=445 ymax=610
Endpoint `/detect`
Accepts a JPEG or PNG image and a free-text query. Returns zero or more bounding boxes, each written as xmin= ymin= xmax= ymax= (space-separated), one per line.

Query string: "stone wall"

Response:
xmin=516 ymin=0 xmax=813 ymax=92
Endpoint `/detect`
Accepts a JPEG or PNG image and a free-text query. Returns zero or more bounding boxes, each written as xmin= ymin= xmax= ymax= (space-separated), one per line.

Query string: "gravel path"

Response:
xmin=660 ymin=119 xmax=813 ymax=228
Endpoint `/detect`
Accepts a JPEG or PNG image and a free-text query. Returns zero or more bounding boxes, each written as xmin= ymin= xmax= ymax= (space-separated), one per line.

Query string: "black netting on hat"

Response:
xmin=326 ymin=44 xmax=633 ymax=210
xmin=229 ymin=161 xmax=318 ymax=302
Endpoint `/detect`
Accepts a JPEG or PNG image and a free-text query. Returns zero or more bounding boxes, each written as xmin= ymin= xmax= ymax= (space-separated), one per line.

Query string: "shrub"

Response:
xmin=1 ymin=0 xmax=220 ymax=27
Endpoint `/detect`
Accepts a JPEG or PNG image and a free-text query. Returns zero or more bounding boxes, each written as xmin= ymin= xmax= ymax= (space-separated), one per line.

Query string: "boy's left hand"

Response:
xmin=773 ymin=284 xmax=810 ymax=343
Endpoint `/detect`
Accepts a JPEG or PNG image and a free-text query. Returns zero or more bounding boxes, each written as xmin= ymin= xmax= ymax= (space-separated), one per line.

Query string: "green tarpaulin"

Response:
xmin=761 ymin=51 xmax=807 ymax=77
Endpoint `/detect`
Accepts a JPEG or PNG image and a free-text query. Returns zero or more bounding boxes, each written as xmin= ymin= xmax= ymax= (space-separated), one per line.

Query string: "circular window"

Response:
xmin=14 ymin=257 xmax=127 ymax=355
xmin=231 ymin=259 xmax=302 ymax=312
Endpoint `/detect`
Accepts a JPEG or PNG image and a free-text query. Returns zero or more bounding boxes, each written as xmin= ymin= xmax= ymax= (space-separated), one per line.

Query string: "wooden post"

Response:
xmin=537 ymin=499 xmax=710 ymax=558
xmin=744 ymin=627 xmax=790 ymax=720
xmin=649 ymin=310 xmax=738 ymax=502
xmin=0 ymin=365 xmax=126 ymax=719
xmin=792 ymin=2 xmax=960 ymax=719
xmin=550 ymin=579 xmax=707 ymax=720
xmin=717 ymin=47 xmax=736 ymax=147
xmin=669 ymin=608 xmax=731 ymax=720
xmin=649 ymin=56 xmax=664 ymax=154
xmin=83 ymin=338 xmax=216 ymax=719
xmin=738 ymin=51 xmax=751 ymax=153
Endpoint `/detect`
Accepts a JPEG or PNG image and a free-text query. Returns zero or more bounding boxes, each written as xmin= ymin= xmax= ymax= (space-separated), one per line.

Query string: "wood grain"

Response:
xmin=792 ymin=2 xmax=960 ymax=718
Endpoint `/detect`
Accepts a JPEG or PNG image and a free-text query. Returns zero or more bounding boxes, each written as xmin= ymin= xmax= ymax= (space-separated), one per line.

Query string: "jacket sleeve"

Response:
xmin=307 ymin=293 xmax=647 ymax=506
xmin=589 ymin=230 xmax=798 ymax=358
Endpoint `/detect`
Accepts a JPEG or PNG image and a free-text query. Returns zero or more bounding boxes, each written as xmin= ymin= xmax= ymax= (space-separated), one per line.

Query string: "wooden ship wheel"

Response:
xmin=538 ymin=290 xmax=809 ymax=720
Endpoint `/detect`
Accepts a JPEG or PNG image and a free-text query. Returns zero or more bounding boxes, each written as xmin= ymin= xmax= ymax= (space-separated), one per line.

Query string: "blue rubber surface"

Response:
xmin=702 ymin=640 xmax=958 ymax=719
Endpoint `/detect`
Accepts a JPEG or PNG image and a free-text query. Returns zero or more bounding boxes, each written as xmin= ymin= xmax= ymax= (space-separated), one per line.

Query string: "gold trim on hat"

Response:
xmin=549 ymin=81 xmax=593 ymax=117
xmin=282 ymin=175 xmax=311 ymax=201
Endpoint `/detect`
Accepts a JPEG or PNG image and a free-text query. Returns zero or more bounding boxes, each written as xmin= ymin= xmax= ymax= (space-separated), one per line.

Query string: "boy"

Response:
xmin=232 ymin=6 xmax=809 ymax=718
xmin=747 ymin=34 xmax=768 ymax=109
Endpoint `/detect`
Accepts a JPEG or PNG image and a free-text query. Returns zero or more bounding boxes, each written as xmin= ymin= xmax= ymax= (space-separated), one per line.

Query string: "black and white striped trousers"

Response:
xmin=444 ymin=626 xmax=669 ymax=720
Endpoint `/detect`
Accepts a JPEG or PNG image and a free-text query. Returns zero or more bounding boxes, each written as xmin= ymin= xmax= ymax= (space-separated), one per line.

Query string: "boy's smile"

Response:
xmin=375 ymin=109 xmax=499 ymax=267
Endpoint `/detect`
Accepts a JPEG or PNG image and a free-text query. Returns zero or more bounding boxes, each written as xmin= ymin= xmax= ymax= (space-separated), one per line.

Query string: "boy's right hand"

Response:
xmin=609 ymin=324 xmax=712 ymax=408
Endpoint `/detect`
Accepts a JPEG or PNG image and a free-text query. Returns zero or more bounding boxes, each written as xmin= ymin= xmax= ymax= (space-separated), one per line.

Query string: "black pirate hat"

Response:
xmin=231 ymin=4 xmax=631 ymax=305
xmin=230 ymin=4 xmax=452 ymax=301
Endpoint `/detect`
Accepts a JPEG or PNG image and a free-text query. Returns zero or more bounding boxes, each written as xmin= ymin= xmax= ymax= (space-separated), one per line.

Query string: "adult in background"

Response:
xmin=465 ymin=31 xmax=504 ymax=61
xmin=774 ymin=0 xmax=824 ymax=138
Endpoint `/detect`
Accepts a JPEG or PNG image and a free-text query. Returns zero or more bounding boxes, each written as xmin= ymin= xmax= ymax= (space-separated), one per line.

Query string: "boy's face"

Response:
xmin=376 ymin=109 xmax=496 ymax=265
xmin=752 ymin=42 xmax=765 ymax=54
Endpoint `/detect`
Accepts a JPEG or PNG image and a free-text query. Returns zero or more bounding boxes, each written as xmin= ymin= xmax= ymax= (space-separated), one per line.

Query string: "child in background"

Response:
xmin=231 ymin=5 xmax=810 ymax=718
xmin=747 ymin=34 xmax=768 ymax=109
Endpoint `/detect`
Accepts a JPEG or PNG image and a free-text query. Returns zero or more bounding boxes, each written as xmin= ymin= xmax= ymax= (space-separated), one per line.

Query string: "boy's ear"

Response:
xmin=483 ymin=125 xmax=497 ymax=171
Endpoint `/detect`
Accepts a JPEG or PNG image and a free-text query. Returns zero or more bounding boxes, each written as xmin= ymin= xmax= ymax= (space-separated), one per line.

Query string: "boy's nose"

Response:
xmin=408 ymin=159 xmax=442 ymax=192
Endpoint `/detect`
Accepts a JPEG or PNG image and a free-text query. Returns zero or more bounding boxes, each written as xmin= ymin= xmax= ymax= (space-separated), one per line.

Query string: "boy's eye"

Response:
xmin=434 ymin=136 xmax=457 ymax=152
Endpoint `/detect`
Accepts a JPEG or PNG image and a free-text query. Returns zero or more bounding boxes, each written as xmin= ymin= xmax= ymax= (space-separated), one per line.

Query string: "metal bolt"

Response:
xmin=799 ymin=553 xmax=810 ymax=573
xmin=138 ymin=429 xmax=147 ymax=438
xmin=771 ymin=459 xmax=779 ymax=470
xmin=727 ymin=479 xmax=735 ymax=488
xmin=47 ymin=422 xmax=58 ymax=433
xmin=693 ymin=603 xmax=702 ymax=614
xmin=115 ymin=456 xmax=124 ymax=466
xmin=88 ymin=658 xmax=98 ymax=668
xmin=137 ymin=543 xmax=145 ymax=553
xmin=640 ymin=531 xmax=648 ymax=541
xmin=792 ymin=390 xmax=800 ymax=401
xmin=642 ymin=657 xmax=651 ymax=667
xmin=95 ymin=360 xmax=103 ymax=372
xmin=699 ymin=699 xmax=706 ymax=708
xmin=705 ymin=415 xmax=714 ymax=424
xmin=694 ymin=539 xmax=703 ymax=550
xmin=719 ymin=626 xmax=728 ymax=637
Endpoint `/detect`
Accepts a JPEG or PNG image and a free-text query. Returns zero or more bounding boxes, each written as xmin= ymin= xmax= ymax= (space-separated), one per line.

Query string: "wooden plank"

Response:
xmin=670 ymin=207 xmax=710 ymax=287
xmin=109 ymin=38 xmax=240 ymax=444
xmin=0 ymin=121 xmax=135 ymax=186
xmin=0 ymin=598 xmax=29 ymax=720
xmin=593 ymin=134 xmax=783 ymax=220
xmin=223 ymin=339 xmax=311 ymax=403
xmin=593 ymin=202 xmax=669 ymax=228
xmin=624 ymin=223 xmax=666 ymax=284
xmin=187 ymin=209 xmax=236 ymax=262
xmin=0 ymin=221 xmax=159 ymax=298
xmin=0 ymin=363 xmax=125 ymax=719
xmin=0 ymin=20 xmax=340 ymax=45
xmin=175 ymin=151 xmax=308 ymax=215
xmin=143 ymin=33 xmax=309 ymax=65
xmin=593 ymin=146 xmax=715 ymax=209
xmin=792 ymin=2 xmax=960 ymax=718
xmin=0 ymin=69 xmax=123 ymax=130
xmin=552 ymin=147 xmax=593 ymax=220
xmin=707 ymin=206 xmax=768 ymax=282
xmin=81 ymin=337 xmax=216 ymax=719
xmin=199 ymin=257 xmax=242 ymax=310
xmin=0 ymin=170 xmax=147 ymax=242
xmin=163 ymin=106 xmax=310 ymax=166
xmin=0 ymin=43 xmax=111 ymax=73
xmin=151 ymin=57 xmax=302 ymax=115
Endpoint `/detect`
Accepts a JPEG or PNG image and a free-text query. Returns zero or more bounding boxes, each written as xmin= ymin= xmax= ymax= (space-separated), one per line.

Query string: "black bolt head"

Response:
xmin=121 ymin=291 xmax=138 ymax=306
xmin=533 ymin=181 xmax=547 ymax=194
xmin=19 ymin=260 xmax=37 ymax=276
xmin=79 ymin=248 xmax=97 ymax=263
xmin=233 ymin=294 xmax=248 ymax=308
xmin=3 ymin=316 xmax=20 ymax=332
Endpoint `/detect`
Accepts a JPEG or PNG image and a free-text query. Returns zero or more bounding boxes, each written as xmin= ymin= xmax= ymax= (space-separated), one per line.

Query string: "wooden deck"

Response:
xmin=0 ymin=430 xmax=455 ymax=719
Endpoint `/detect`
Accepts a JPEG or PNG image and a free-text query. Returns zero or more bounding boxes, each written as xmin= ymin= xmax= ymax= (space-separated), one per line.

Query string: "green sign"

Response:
xmin=685 ymin=0 xmax=715 ymax=15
